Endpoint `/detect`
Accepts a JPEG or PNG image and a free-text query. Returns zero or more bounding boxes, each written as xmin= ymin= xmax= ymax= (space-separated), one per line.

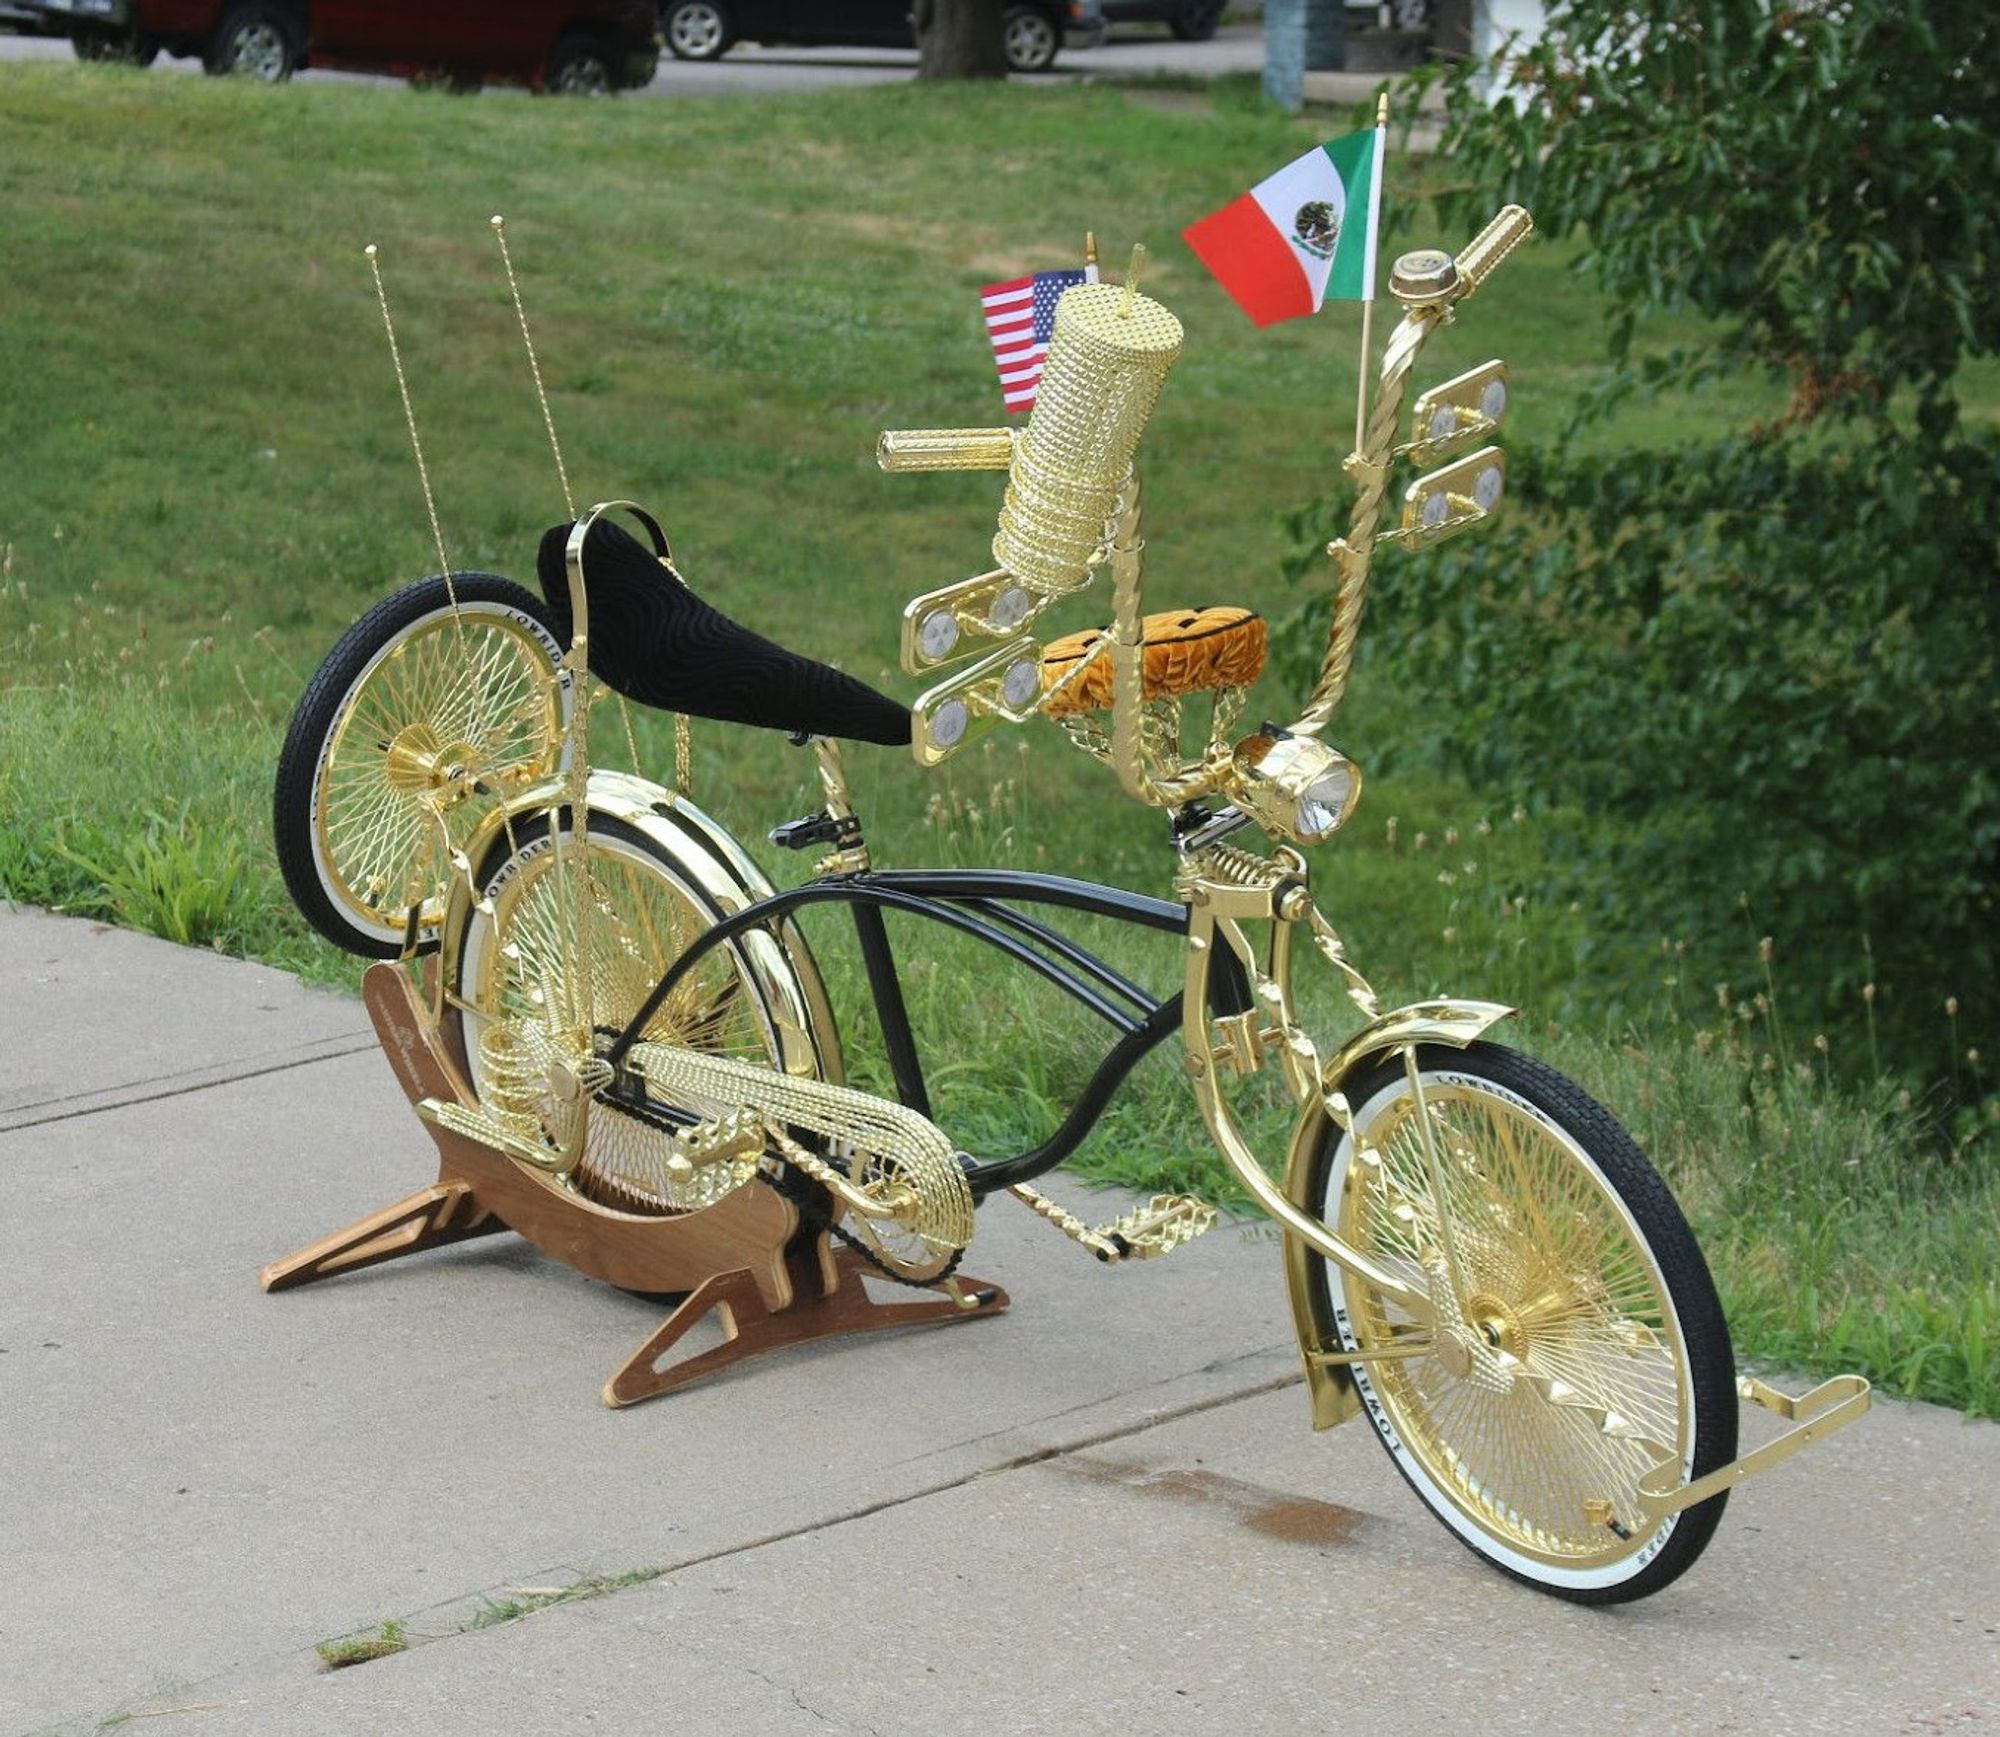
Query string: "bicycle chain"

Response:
xmin=595 ymin=1082 xmax=963 ymax=1290
xmin=760 ymin=1146 xmax=967 ymax=1291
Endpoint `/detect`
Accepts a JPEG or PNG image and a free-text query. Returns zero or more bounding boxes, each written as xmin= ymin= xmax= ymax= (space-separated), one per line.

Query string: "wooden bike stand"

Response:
xmin=260 ymin=962 xmax=1009 ymax=1405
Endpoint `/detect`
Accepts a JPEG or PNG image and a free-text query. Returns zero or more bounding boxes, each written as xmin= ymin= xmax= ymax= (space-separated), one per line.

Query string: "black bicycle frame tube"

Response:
xmin=955 ymin=898 xmax=1155 ymax=1016
xmin=602 ymin=867 xmax=1250 ymax=1194
xmin=968 ymin=992 xmax=1185 ymax=1195
xmin=850 ymin=900 xmax=932 ymax=1120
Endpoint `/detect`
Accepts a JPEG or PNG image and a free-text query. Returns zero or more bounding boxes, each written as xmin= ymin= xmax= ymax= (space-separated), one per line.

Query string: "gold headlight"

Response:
xmin=1229 ymin=731 xmax=1363 ymax=846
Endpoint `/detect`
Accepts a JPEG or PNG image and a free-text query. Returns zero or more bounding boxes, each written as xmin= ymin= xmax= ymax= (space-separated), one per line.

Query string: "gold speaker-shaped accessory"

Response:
xmin=991 ymin=281 xmax=1183 ymax=599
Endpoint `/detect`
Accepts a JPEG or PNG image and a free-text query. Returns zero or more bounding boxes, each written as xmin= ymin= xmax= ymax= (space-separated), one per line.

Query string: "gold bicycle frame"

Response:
xmin=1091 ymin=215 xmax=1545 ymax=1348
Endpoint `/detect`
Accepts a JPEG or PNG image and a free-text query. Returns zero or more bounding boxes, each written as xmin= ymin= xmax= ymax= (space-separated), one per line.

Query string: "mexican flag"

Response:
xmin=1182 ymin=129 xmax=1385 ymax=328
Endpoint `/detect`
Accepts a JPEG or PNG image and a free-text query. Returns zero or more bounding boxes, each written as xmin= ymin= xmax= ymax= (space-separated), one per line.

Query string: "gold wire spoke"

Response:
xmin=317 ymin=611 xmax=560 ymax=931
xmin=322 ymin=777 xmax=437 ymax=910
xmin=1400 ymin=1361 xmax=1651 ymax=1551
xmin=404 ymin=627 xmax=541 ymax=777
xmin=1344 ymin=1081 xmax=1689 ymax=1561
xmin=468 ymin=835 xmax=775 ymax=1214
xmin=438 ymin=632 xmax=537 ymax=758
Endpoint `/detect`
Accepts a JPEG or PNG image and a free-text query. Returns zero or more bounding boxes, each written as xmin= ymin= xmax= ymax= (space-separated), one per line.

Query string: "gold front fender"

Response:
xmin=1279 ymin=998 xmax=1515 ymax=1430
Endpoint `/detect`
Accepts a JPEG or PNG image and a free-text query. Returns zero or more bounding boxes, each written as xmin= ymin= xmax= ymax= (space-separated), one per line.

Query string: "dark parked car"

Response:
xmin=1 ymin=1 xmax=62 ymax=31
xmin=1100 ymin=0 xmax=1223 ymax=40
xmin=660 ymin=0 xmax=1104 ymax=74
xmin=24 ymin=0 xmax=659 ymax=89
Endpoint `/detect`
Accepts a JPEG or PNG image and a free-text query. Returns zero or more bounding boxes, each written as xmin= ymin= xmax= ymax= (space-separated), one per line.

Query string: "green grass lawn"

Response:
xmin=1 ymin=64 xmax=1991 ymax=1415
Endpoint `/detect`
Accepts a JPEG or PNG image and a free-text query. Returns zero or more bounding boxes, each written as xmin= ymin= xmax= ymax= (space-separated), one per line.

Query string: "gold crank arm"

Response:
xmin=768 ymin=1129 xmax=920 ymax=1226
xmin=417 ymin=1095 xmax=582 ymax=1178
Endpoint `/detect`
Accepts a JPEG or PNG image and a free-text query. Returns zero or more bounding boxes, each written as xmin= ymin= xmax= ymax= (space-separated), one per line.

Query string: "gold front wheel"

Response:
xmin=1304 ymin=1043 xmax=1736 ymax=1603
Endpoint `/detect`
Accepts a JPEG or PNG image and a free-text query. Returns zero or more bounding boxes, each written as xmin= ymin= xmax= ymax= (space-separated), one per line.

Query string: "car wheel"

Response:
xmin=1002 ymin=4 xmax=1059 ymax=72
xmin=73 ymin=29 xmax=161 ymax=66
xmin=546 ymin=33 xmax=615 ymax=94
xmin=1169 ymin=0 xmax=1225 ymax=42
xmin=663 ymin=0 xmax=733 ymax=61
xmin=204 ymin=4 xmax=301 ymax=81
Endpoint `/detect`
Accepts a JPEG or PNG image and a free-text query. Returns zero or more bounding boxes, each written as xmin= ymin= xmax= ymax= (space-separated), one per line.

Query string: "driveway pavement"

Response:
xmin=1 ymin=904 xmax=1994 ymax=1735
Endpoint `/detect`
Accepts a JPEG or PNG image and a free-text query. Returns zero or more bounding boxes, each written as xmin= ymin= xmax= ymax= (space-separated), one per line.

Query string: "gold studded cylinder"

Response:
xmin=876 ymin=428 xmax=1017 ymax=472
xmin=993 ymin=282 xmax=1182 ymax=597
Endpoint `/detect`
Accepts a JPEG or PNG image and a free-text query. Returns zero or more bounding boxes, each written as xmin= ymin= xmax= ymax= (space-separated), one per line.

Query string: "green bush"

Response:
xmin=1303 ymin=430 xmax=2000 ymax=1069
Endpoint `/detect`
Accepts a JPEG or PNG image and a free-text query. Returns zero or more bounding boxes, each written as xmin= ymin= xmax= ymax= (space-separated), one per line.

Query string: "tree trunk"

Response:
xmin=914 ymin=0 xmax=1008 ymax=80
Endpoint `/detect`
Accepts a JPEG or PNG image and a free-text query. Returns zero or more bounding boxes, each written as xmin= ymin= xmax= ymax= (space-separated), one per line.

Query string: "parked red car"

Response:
xmin=26 ymin=0 xmax=660 ymax=90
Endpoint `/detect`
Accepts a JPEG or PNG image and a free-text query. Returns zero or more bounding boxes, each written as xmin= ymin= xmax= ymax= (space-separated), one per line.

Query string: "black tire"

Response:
xmin=273 ymin=574 xmax=568 ymax=959
xmin=545 ymin=31 xmax=616 ymax=93
xmin=1002 ymin=4 xmax=1060 ymax=72
xmin=1168 ymin=0 xmax=1224 ymax=41
xmin=204 ymin=3 xmax=301 ymax=80
xmin=73 ymin=29 xmax=161 ymax=66
xmin=663 ymin=0 xmax=733 ymax=60
xmin=1300 ymin=1041 xmax=1737 ymax=1603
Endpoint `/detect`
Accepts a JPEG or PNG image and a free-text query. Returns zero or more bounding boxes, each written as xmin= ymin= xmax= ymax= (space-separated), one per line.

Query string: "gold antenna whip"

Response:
xmin=487 ymin=216 xmax=687 ymax=793
xmin=489 ymin=214 xmax=576 ymax=519
xmin=367 ymin=243 xmax=460 ymax=616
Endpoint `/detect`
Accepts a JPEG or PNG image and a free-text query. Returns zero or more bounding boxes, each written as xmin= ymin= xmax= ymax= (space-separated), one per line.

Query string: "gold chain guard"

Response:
xmin=623 ymin=1040 xmax=976 ymax=1255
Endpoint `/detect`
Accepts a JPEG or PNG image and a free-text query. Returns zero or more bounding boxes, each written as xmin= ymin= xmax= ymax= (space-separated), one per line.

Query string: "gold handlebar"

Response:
xmin=1455 ymin=204 xmax=1534 ymax=300
xmin=1289 ymin=205 xmax=1533 ymax=741
xmin=876 ymin=429 xmax=1017 ymax=474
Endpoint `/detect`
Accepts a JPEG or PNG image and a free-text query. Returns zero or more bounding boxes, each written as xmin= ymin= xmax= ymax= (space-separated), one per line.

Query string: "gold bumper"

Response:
xmin=1636 ymin=1372 xmax=1873 ymax=1520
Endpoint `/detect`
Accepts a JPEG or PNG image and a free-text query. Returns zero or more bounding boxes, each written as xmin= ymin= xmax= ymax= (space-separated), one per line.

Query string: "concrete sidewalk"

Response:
xmin=1 ymin=905 xmax=1994 ymax=1735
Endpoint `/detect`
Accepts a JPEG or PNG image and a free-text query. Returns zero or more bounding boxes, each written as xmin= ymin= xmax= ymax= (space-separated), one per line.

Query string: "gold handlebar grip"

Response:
xmin=1454 ymin=204 xmax=1534 ymax=300
xmin=992 ymin=281 xmax=1182 ymax=598
xmin=877 ymin=428 xmax=1018 ymax=473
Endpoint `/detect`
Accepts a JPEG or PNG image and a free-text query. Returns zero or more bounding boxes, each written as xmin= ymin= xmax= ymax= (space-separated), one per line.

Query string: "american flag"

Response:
xmin=981 ymin=268 xmax=1090 ymax=413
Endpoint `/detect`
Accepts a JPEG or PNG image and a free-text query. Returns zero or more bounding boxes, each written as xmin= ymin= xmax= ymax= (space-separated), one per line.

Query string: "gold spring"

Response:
xmin=477 ymin=1021 xmax=548 ymax=1139
xmin=1198 ymin=842 xmax=1290 ymax=889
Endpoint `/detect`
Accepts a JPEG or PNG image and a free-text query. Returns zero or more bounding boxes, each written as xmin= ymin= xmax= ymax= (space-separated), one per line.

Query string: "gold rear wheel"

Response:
xmin=274 ymin=574 xmax=568 ymax=957
xmin=1307 ymin=1044 xmax=1735 ymax=1602
xmin=451 ymin=811 xmax=805 ymax=1216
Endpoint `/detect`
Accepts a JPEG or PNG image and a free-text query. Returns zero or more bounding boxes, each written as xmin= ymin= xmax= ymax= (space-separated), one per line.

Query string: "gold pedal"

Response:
xmin=1103 ymin=1193 xmax=1219 ymax=1259
xmin=1008 ymin=1183 xmax=1217 ymax=1264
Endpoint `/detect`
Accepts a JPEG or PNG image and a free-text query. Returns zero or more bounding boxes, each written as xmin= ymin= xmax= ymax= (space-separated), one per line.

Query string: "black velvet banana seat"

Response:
xmin=536 ymin=519 xmax=912 ymax=748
